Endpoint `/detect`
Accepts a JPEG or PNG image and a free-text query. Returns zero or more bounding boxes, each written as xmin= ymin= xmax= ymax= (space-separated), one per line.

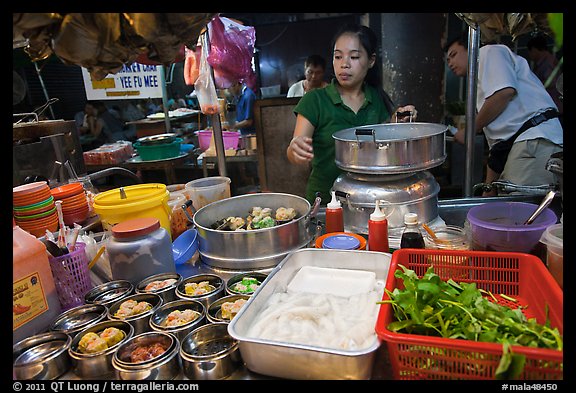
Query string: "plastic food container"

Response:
xmin=466 ymin=201 xmax=557 ymax=253
xmin=93 ymin=183 xmax=172 ymax=235
xmin=196 ymin=130 xmax=239 ymax=151
xmin=133 ymin=138 xmax=183 ymax=161
xmin=540 ymin=223 xmax=563 ymax=289
xmin=107 ymin=217 xmax=176 ymax=286
xmin=185 ymin=176 xmax=231 ymax=211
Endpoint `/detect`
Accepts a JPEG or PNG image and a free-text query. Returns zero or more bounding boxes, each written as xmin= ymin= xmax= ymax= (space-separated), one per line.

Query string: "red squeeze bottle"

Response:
xmin=368 ymin=199 xmax=389 ymax=252
xmin=325 ymin=191 xmax=344 ymax=233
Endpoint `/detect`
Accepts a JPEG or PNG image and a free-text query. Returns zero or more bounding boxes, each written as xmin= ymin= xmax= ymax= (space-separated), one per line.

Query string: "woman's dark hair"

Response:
xmin=331 ymin=23 xmax=395 ymax=116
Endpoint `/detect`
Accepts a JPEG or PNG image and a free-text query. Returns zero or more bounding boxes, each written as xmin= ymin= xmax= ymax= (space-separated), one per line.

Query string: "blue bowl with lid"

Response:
xmin=322 ymin=234 xmax=361 ymax=250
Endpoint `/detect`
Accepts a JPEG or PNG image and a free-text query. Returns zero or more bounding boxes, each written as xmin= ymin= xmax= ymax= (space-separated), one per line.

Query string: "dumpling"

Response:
xmin=99 ymin=327 xmax=125 ymax=347
xmin=78 ymin=332 xmax=108 ymax=354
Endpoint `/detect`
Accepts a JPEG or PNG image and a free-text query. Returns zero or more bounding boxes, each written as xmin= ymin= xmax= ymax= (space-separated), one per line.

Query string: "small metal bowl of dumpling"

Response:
xmin=108 ymin=293 xmax=163 ymax=336
xmin=206 ymin=294 xmax=250 ymax=324
xmin=135 ymin=272 xmax=182 ymax=304
xmin=68 ymin=320 xmax=134 ymax=379
xmin=225 ymin=272 xmax=268 ymax=296
xmin=49 ymin=304 xmax=108 ymax=338
xmin=112 ymin=331 xmax=181 ymax=380
xmin=175 ymin=273 xmax=224 ymax=308
xmin=149 ymin=299 xmax=206 ymax=341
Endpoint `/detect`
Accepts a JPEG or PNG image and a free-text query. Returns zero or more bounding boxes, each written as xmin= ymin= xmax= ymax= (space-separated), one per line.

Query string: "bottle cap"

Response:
xmin=404 ymin=212 xmax=419 ymax=225
xmin=327 ymin=191 xmax=341 ymax=209
xmin=370 ymin=200 xmax=386 ymax=221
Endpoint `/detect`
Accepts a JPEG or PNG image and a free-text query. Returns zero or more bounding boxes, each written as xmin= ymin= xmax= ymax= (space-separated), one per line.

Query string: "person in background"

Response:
xmin=526 ymin=34 xmax=563 ymax=117
xmin=445 ymin=33 xmax=563 ymax=197
xmin=228 ymin=80 xmax=257 ymax=136
xmin=286 ymin=23 xmax=416 ymax=205
xmin=287 ymin=54 xmax=329 ymax=98
xmin=74 ymin=103 xmax=90 ymax=135
xmin=82 ymin=101 xmax=136 ymax=147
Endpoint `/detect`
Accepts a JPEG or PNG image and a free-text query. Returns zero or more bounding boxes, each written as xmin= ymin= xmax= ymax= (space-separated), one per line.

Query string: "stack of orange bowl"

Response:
xmin=13 ymin=181 xmax=59 ymax=237
xmin=50 ymin=182 xmax=89 ymax=226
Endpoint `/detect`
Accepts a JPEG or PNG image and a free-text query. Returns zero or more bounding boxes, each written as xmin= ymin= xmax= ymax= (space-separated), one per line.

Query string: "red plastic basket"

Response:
xmin=375 ymin=249 xmax=563 ymax=380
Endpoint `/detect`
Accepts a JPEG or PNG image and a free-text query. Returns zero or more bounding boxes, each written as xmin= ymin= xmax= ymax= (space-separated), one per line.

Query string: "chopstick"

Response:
xmin=88 ymin=245 xmax=106 ymax=269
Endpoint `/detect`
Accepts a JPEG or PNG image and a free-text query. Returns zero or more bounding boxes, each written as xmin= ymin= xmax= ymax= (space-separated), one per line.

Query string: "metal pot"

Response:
xmin=332 ymin=171 xmax=440 ymax=234
xmin=180 ymin=322 xmax=241 ymax=380
xmin=192 ymin=193 xmax=320 ymax=269
xmin=333 ymin=122 xmax=447 ymax=174
xmin=112 ymin=332 xmax=181 ymax=380
xmin=68 ymin=320 xmax=134 ymax=379
xmin=107 ymin=293 xmax=164 ymax=335
xmin=13 ymin=332 xmax=72 ymax=380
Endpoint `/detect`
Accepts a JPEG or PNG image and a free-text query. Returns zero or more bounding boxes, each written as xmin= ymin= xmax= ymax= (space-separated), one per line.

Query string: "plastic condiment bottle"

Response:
xmin=368 ymin=200 xmax=389 ymax=252
xmin=400 ymin=212 xmax=425 ymax=249
xmin=325 ymin=191 xmax=344 ymax=233
xmin=13 ymin=223 xmax=62 ymax=345
xmin=107 ymin=217 xmax=176 ymax=285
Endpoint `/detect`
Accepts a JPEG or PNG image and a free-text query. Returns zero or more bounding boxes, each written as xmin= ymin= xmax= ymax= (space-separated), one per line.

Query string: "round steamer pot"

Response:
xmin=192 ymin=193 xmax=319 ymax=269
xmin=333 ymin=122 xmax=447 ymax=174
xmin=332 ymin=170 xmax=440 ymax=234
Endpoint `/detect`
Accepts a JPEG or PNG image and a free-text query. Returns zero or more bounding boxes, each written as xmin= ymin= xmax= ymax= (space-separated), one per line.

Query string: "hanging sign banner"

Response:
xmin=81 ymin=63 xmax=163 ymax=100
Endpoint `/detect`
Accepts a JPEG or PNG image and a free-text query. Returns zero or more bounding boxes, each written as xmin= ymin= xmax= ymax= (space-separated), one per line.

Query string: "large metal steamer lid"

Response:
xmin=332 ymin=122 xmax=447 ymax=174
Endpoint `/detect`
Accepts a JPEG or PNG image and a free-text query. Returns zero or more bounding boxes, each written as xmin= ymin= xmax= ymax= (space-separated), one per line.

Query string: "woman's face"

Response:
xmin=333 ymin=33 xmax=374 ymax=88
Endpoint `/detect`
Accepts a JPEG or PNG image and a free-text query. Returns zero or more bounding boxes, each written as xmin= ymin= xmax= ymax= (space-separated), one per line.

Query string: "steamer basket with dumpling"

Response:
xmin=191 ymin=193 xmax=320 ymax=270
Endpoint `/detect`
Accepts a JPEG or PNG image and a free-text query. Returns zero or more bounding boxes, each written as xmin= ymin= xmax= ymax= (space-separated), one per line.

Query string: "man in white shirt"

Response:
xmin=445 ymin=34 xmax=563 ymax=196
xmin=287 ymin=54 xmax=328 ymax=98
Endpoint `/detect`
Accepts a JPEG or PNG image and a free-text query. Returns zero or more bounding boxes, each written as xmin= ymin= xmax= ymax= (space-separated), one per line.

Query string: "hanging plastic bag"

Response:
xmin=183 ymin=45 xmax=201 ymax=86
xmin=207 ymin=15 xmax=256 ymax=89
xmin=194 ymin=44 xmax=220 ymax=115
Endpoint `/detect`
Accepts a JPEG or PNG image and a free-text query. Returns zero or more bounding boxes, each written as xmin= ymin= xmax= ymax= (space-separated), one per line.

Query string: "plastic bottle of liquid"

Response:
xmin=325 ymin=191 xmax=344 ymax=233
xmin=400 ymin=212 xmax=425 ymax=249
xmin=13 ymin=223 xmax=62 ymax=345
xmin=368 ymin=200 xmax=389 ymax=252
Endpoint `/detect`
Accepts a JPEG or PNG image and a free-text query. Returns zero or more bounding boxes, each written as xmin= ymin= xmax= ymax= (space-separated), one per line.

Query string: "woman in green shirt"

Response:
xmin=286 ymin=23 xmax=417 ymax=205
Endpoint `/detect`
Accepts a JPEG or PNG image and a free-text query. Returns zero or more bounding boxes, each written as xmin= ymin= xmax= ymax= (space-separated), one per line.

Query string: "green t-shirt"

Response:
xmin=294 ymin=79 xmax=390 ymax=205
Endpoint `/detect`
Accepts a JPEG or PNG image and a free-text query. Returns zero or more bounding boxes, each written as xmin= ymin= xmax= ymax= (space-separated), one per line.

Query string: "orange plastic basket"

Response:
xmin=375 ymin=248 xmax=563 ymax=380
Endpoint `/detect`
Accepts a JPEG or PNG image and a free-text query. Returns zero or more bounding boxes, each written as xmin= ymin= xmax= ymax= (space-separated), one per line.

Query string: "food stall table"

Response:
xmin=85 ymin=152 xmax=194 ymax=185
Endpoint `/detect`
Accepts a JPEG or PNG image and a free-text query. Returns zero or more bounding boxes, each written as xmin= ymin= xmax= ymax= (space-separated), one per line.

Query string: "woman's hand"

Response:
xmin=394 ymin=105 xmax=418 ymax=123
xmin=287 ymin=135 xmax=314 ymax=164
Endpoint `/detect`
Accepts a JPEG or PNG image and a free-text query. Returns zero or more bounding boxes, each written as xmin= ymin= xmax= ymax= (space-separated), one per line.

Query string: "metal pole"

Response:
xmin=200 ymin=30 xmax=227 ymax=177
xmin=159 ymin=66 xmax=172 ymax=133
xmin=34 ymin=62 xmax=56 ymax=120
xmin=463 ymin=24 xmax=480 ymax=197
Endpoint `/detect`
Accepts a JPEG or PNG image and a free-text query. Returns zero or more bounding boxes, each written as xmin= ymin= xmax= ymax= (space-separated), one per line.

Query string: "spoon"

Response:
xmin=422 ymin=223 xmax=450 ymax=244
xmin=524 ymin=190 xmax=556 ymax=225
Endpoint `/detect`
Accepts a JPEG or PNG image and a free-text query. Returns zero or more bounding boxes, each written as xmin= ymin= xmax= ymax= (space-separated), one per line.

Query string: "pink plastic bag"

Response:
xmin=207 ymin=15 xmax=256 ymax=89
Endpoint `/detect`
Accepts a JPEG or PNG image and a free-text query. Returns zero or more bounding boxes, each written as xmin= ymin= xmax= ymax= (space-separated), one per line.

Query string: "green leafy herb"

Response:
xmin=379 ymin=264 xmax=563 ymax=378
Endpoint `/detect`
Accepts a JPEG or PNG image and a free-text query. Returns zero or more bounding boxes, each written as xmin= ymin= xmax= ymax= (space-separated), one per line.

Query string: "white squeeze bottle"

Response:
xmin=13 ymin=222 xmax=62 ymax=344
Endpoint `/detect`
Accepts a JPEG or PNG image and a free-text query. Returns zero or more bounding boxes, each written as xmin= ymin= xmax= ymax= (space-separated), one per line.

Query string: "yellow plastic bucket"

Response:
xmin=93 ymin=183 xmax=172 ymax=236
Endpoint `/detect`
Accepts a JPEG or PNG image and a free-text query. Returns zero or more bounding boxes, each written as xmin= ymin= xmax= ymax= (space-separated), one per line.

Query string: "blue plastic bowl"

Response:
xmin=172 ymin=228 xmax=199 ymax=265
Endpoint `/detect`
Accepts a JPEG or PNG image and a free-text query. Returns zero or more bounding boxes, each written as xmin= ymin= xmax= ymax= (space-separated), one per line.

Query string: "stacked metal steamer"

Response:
xmin=331 ymin=122 xmax=448 ymax=246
